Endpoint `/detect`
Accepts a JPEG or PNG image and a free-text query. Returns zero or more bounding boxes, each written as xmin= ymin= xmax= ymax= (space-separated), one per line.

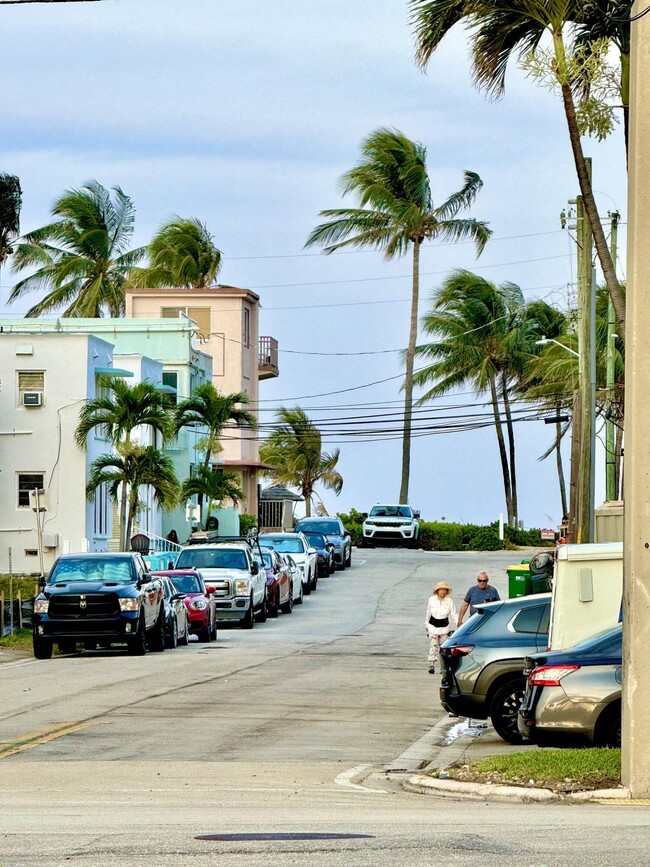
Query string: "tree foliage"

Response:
xmin=129 ymin=216 xmax=222 ymax=289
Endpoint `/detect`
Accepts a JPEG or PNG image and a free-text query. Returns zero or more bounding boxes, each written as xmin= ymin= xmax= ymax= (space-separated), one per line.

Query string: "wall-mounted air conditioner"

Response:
xmin=22 ymin=391 xmax=43 ymax=406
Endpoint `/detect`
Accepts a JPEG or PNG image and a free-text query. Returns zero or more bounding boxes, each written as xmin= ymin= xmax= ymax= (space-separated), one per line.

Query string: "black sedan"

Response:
xmin=159 ymin=576 xmax=190 ymax=648
xmin=301 ymin=532 xmax=335 ymax=576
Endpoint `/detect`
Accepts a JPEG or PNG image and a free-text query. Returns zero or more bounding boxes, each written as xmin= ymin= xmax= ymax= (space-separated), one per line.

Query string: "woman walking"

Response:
xmin=425 ymin=581 xmax=457 ymax=674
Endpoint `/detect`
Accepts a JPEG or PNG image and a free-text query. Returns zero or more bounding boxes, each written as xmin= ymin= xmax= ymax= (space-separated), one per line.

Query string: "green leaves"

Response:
xmin=129 ymin=216 xmax=222 ymax=290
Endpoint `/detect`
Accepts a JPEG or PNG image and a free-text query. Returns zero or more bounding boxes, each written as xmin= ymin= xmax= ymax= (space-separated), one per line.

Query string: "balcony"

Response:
xmin=259 ymin=336 xmax=279 ymax=379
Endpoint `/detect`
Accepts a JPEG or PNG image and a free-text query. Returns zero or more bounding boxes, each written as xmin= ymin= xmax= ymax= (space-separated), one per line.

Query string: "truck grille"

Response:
xmin=211 ymin=579 xmax=231 ymax=598
xmin=48 ymin=593 xmax=121 ymax=619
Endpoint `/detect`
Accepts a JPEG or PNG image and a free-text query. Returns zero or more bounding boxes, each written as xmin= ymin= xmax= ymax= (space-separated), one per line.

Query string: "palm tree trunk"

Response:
xmin=489 ymin=376 xmax=512 ymax=524
xmin=621 ymin=50 xmax=629 ymax=165
xmin=569 ymin=392 xmax=582 ymax=542
xmin=501 ymin=374 xmax=517 ymax=527
xmin=198 ymin=447 xmax=212 ymax=521
xmin=615 ymin=413 xmax=624 ymax=500
xmin=555 ymin=412 xmax=568 ymax=522
xmin=118 ymin=436 xmax=130 ymax=551
xmin=553 ymin=33 xmax=626 ymax=343
xmin=399 ymin=238 xmax=421 ymax=503
xmin=125 ymin=490 xmax=139 ymax=545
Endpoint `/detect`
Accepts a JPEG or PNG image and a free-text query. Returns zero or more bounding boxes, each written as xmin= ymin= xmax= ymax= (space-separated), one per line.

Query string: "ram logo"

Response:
xmin=79 ymin=595 xmax=87 ymax=610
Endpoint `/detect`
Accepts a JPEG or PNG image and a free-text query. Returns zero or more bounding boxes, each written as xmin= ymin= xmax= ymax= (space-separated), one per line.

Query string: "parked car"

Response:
xmin=518 ymin=625 xmax=622 ymax=747
xmin=258 ymin=532 xmax=319 ymax=592
xmin=283 ymin=554 xmax=304 ymax=606
xmin=301 ymin=531 xmax=335 ymax=576
xmin=293 ymin=517 xmax=352 ymax=569
xmin=158 ymin=575 xmax=190 ymax=648
xmin=175 ymin=541 xmax=266 ymax=628
xmin=32 ymin=552 xmax=166 ymax=658
xmin=361 ymin=503 xmax=420 ymax=548
xmin=439 ymin=594 xmax=551 ymax=743
xmin=255 ymin=546 xmax=293 ymax=617
xmin=154 ymin=569 xmax=217 ymax=642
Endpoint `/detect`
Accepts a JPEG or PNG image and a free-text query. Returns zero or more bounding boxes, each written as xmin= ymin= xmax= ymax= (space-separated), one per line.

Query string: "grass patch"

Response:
xmin=0 ymin=627 xmax=33 ymax=652
xmin=448 ymin=748 xmax=621 ymax=793
xmin=0 ymin=575 xmax=40 ymax=600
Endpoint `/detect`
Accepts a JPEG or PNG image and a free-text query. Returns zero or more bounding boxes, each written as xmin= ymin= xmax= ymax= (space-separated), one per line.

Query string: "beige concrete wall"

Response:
xmin=623 ymin=2 xmax=650 ymax=798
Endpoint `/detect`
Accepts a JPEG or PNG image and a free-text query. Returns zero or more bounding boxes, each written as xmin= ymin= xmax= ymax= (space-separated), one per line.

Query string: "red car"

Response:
xmin=152 ymin=569 xmax=217 ymax=642
xmin=255 ymin=547 xmax=293 ymax=617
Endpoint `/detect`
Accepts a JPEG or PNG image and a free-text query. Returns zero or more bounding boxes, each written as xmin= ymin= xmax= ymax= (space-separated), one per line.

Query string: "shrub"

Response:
xmin=337 ymin=510 xmax=363 ymax=547
xmin=467 ymin=527 xmax=504 ymax=551
xmin=239 ymin=513 xmax=258 ymax=535
xmin=419 ymin=522 xmax=463 ymax=551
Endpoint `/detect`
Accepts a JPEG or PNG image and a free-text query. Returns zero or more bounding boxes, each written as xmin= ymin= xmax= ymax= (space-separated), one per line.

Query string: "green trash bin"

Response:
xmin=507 ymin=563 xmax=532 ymax=598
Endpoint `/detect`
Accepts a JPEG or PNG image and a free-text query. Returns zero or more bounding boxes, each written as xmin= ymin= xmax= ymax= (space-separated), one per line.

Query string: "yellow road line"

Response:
xmin=0 ymin=721 xmax=94 ymax=759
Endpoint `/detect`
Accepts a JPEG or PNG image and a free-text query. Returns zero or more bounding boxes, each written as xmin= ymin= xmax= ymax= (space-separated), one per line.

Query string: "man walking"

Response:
xmin=457 ymin=571 xmax=500 ymax=627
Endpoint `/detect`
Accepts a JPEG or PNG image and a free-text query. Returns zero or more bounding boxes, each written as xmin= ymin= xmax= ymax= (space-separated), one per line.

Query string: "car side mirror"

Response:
xmin=308 ymin=548 xmax=317 ymax=555
xmin=413 ymin=511 xmax=421 ymax=519
xmin=251 ymin=562 xmax=259 ymax=575
xmin=38 ymin=575 xmax=46 ymax=590
xmin=344 ymin=533 xmax=351 ymax=539
xmin=205 ymin=585 xmax=216 ymax=595
xmin=138 ymin=572 xmax=152 ymax=587
xmin=171 ymin=592 xmax=186 ymax=602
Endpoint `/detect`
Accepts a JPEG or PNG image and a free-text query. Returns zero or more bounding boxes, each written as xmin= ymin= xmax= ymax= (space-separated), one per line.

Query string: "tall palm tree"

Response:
xmin=180 ymin=466 xmax=244 ymax=529
xmin=9 ymin=181 xmax=143 ymax=317
xmin=128 ymin=217 xmax=222 ymax=289
xmin=414 ymin=270 xmax=531 ymax=525
xmin=260 ymin=408 xmax=343 ymax=517
xmin=306 ymin=127 xmax=490 ymax=503
xmin=75 ymin=377 xmax=176 ymax=550
xmin=174 ymin=382 xmax=257 ymax=515
xmin=409 ymin=0 xmax=627 ymax=343
xmin=86 ymin=446 xmax=180 ymax=547
xmin=0 ymin=173 xmax=21 ymax=281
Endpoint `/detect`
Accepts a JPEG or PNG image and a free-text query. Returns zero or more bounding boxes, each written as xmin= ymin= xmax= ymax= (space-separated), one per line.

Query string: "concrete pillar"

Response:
xmin=623 ymin=1 xmax=650 ymax=797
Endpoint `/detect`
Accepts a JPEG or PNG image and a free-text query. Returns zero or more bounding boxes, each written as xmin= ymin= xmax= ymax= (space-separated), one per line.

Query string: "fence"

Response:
xmin=1 ymin=588 xmax=37 ymax=636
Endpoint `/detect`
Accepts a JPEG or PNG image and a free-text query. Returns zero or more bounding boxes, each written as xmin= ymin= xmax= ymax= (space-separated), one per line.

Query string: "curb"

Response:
xmin=405 ymin=774 xmax=631 ymax=804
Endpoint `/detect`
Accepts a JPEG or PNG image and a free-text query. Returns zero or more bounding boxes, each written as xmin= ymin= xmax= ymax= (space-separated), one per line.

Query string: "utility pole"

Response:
xmin=605 ymin=211 xmax=620 ymax=501
xmin=576 ymin=177 xmax=596 ymax=543
xmin=623 ymin=0 xmax=650 ymax=798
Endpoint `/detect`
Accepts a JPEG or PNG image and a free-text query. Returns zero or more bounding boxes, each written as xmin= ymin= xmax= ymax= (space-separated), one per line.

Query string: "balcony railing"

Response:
xmin=258 ymin=336 xmax=279 ymax=379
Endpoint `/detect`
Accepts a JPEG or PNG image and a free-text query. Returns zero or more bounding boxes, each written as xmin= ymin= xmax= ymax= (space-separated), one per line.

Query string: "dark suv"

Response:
xmin=440 ymin=594 xmax=551 ymax=743
xmin=294 ymin=517 xmax=352 ymax=569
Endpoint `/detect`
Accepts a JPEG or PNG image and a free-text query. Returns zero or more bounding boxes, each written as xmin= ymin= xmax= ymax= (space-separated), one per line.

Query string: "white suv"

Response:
xmin=361 ymin=504 xmax=420 ymax=547
xmin=258 ymin=532 xmax=319 ymax=594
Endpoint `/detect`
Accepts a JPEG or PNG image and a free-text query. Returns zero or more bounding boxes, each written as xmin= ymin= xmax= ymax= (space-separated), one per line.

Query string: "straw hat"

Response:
xmin=434 ymin=581 xmax=452 ymax=594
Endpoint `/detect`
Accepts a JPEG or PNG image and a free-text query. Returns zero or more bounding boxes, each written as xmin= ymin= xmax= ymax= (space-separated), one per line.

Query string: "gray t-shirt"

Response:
xmin=464 ymin=584 xmax=500 ymax=615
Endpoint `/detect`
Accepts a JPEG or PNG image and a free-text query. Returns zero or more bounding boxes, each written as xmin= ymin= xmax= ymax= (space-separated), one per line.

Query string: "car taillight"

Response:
xmin=441 ymin=645 xmax=474 ymax=658
xmin=529 ymin=664 xmax=580 ymax=687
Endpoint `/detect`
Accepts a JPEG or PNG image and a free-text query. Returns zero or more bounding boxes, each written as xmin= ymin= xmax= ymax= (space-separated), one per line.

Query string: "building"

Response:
xmin=125 ymin=285 xmax=279 ymax=518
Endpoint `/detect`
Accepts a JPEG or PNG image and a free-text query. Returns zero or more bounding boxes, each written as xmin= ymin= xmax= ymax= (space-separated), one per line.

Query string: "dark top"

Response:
xmin=464 ymin=584 xmax=500 ymax=615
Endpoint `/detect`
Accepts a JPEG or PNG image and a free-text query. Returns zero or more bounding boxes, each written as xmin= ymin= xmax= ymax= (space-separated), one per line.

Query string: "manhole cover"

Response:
xmin=196 ymin=833 xmax=374 ymax=842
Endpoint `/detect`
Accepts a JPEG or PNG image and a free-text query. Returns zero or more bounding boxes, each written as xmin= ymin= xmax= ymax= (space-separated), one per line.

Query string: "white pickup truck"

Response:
xmin=361 ymin=504 xmax=420 ymax=547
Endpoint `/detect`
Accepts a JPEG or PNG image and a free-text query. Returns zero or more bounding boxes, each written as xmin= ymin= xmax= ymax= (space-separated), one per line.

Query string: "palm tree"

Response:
xmin=86 ymin=446 xmax=180 ymax=547
xmin=0 ymin=173 xmax=21 ymax=281
xmin=180 ymin=466 xmax=244 ymax=529
xmin=75 ymin=377 xmax=176 ymax=550
xmin=260 ymin=408 xmax=343 ymax=517
xmin=413 ymin=270 xmax=531 ymax=525
xmin=174 ymin=382 xmax=257 ymax=515
xmin=128 ymin=217 xmax=222 ymax=289
xmin=409 ymin=0 xmax=627 ymax=343
xmin=306 ymin=127 xmax=490 ymax=503
xmin=9 ymin=181 xmax=143 ymax=317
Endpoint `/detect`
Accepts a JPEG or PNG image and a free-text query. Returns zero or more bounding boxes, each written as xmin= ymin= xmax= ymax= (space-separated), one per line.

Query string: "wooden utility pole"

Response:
xmin=605 ymin=211 xmax=620 ymax=501
xmin=576 ymin=182 xmax=596 ymax=543
xmin=623 ymin=0 xmax=650 ymax=798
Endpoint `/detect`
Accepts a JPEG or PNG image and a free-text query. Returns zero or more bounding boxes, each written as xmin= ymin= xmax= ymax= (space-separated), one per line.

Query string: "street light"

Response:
xmin=535 ymin=337 xmax=580 ymax=358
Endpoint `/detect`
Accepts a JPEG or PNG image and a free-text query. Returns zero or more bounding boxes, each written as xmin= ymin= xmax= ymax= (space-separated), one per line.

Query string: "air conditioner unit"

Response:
xmin=42 ymin=533 xmax=60 ymax=549
xmin=22 ymin=391 xmax=43 ymax=406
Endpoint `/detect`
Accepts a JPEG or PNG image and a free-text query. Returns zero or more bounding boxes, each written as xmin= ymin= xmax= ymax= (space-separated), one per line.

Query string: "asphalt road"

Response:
xmin=1 ymin=548 xmax=648 ymax=867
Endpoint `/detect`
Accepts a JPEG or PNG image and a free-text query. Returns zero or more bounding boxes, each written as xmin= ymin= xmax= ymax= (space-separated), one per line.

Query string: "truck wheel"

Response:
xmin=33 ymin=635 xmax=53 ymax=660
xmin=254 ymin=594 xmax=267 ymax=623
xmin=127 ymin=616 xmax=147 ymax=656
xmin=148 ymin=607 xmax=166 ymax=652
xmin=58 ymin=639 xmax=77 ymax=655
xmin=241 ymin=596 xmax=255 ymax=629
xmin=490 ymin=680 xmax=525 ymax=744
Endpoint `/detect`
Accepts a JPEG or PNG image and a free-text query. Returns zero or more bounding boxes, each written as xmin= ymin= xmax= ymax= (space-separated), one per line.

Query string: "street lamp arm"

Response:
xmin=535 ymin=337 xmax=580 ymax=358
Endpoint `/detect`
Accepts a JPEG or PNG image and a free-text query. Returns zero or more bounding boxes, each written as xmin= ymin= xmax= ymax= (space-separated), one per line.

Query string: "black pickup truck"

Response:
xmin=32 ymin=552 xmax=166 ymax=658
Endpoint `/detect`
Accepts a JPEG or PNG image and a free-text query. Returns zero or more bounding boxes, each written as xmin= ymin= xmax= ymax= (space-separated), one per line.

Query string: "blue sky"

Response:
xmin=0 ymin=0 xmax=628 ymax=527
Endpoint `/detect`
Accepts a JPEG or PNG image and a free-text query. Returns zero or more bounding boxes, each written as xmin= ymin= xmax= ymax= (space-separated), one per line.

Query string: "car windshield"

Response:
xmin=369 ymin=506 xmax=411 ymax=517
xmin=170 ymin=573 xmax=202 ymax=594
xmin=304 ymin=533 xmax=326 ymax=547
xmin=176 ymin=548 xmax=249 ymax=570
xmin=260 ymin=537 xmax=304 ymax=553
xmin=261 ymin=552 xmax=273 ymax=568
xmin=48 ymin=557 xmax=134 ymax=584
xmin=296 ymin=521 xmax=340 ymax=535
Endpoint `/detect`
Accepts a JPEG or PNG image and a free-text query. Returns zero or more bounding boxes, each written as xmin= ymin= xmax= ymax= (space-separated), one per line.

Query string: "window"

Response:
xmin=94 ymin=375 xmax=113 ymax=439
xmin=162 ymin=371 xmax=178 ymax=407
xmin=243 ymin=307 xmax=251 ymax=347
xmin=18 ymin=473 xmax=45 ymax=508
xmin=161 ymin=306 xmax=211 ymax=340
xmin=93 ymin=482 xmax=110 ymax=536
xmin=18 ymin=371 xmax=44 ymax=405
xmin=511 ymin=605 xmax=545 ymax=634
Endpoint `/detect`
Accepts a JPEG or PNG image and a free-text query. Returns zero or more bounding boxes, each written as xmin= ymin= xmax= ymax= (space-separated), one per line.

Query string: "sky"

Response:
xmin=0 ymin=0 xmax=628 ymax=528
